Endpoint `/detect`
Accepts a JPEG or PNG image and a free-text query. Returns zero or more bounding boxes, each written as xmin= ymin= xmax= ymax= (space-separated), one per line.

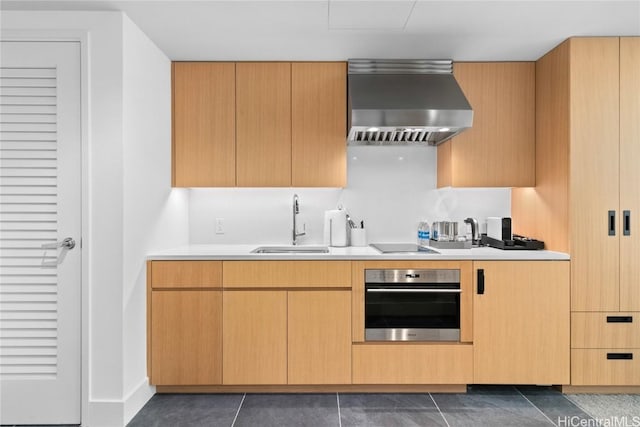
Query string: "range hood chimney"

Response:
xmin=347 ymin=59 xmax=473 ymax=146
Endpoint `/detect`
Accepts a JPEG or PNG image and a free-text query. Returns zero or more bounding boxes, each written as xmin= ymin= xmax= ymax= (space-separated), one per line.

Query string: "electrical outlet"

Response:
xmin=215 ymin=218 xmax=225 ymax=234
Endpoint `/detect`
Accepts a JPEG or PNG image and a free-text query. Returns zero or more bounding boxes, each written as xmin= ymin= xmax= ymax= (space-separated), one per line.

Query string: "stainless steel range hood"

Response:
xmin=348 ymin=59 xmax=473 ymax=146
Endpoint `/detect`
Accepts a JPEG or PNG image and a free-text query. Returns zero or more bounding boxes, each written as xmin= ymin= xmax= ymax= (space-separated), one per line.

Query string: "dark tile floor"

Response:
xmin=127 ymin=386 xmax=601 ymax=427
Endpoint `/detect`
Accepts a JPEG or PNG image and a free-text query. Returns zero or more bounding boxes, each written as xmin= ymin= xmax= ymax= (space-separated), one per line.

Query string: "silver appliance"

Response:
xmin=347 ymin=59 xmax=473 ymax=146
xmin=365 ymin=268 xmax=461 ymax=341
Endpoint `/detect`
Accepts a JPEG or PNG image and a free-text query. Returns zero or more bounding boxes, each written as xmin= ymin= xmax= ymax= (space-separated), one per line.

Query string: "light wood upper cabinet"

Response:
xmin=150 ymin=290 xmax=222 ymax=385
xmin=223 ymin=290 xmax=287 ymax=385
xmin=473 ymin=261 xmax=570 ymax=385
xmin=172 ymin=62 xmax=236 ymax=187
xmin=172 ymin=61 xmax=346 ymax=188
xmin=288 ymin=290 xmax=351 ymax=384
xmin=619 ymin=37 xmax=640 ymax=311
xmin=236 ymin=63 xmax=292 ymax=187
xmin=437 ymin=62 xmax=535 ymax=188
xmin=292 ymin=62 xmax=347 ymax=187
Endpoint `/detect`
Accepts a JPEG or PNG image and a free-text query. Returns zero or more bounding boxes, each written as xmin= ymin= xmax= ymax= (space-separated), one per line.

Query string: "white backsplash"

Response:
xmin=189 ymin=146 xmax=511 ymax=245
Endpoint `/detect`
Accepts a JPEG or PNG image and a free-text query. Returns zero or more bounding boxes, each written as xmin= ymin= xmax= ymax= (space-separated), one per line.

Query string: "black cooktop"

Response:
xmin=369 ymin=243 xmax=439 ymax=254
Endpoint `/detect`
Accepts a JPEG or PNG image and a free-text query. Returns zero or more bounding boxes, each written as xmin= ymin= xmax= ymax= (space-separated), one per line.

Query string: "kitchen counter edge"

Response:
xmin=147 ymin=245 xmax=570 ymax=261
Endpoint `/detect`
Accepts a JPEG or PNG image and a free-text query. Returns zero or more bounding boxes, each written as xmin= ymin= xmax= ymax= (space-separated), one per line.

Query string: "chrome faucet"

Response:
xmin=292 ymin=193 xmax=306 ymax=245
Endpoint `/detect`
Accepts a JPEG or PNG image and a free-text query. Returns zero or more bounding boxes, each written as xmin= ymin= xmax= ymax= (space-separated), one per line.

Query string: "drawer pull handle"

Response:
xmin=607 ymin=353 xmax=633 ymax=360
xmin=607 ymin=316 xmax=633 ymax=323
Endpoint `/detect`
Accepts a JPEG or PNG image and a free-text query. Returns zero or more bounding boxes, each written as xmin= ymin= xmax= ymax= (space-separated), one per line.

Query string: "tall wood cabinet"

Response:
xmin=472 ymin=261 xmax=570 ymax=385
xmin=512 ymin=37 xmax=640 ymax=386
xmin=172 ymin=62 xmax=346 ymax=188
xmin=437 ymin=62 xmax=535 ymax=188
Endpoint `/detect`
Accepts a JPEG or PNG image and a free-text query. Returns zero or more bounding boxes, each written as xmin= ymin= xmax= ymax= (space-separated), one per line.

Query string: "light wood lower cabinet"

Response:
xmin=150 ymin=290 xmax=222 ymax=385
xmin=288 ymin=291 xmax=351 ymax=384
xmin=473 ymin=261 xmax=570 ymax=385
xmin=222 ymin=290 xmax=287 ymax=385
xmin=352 ymin=344 xmax=473 ymax=384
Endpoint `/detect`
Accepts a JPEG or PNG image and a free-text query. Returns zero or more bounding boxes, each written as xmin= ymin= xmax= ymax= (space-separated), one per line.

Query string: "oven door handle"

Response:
xmin=366 ymin=288 xmax=461 ymax=293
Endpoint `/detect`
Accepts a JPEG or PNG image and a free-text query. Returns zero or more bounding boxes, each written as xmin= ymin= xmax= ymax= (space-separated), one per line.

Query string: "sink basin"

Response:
xmin=251 ymin=245 xmax=329 ymax=254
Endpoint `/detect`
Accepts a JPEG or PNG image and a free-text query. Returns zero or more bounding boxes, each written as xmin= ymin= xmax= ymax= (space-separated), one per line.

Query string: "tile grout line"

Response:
xmin=559 ymin=393 xmax=599 ymax=423
xmin=514 ymin=387 xmax=557 ymax=426
xmin=336 ymin=392 xmax=342 ymax=427
xmin=230 ymin=393 xmax=246 ymax=427
xmin=429 ymin=393 xmax=451 ymax=427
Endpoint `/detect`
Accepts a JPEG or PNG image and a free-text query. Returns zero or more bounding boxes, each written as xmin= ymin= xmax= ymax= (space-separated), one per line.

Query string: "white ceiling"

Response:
xmin=2 ymin=0 xmax=639 ymax=60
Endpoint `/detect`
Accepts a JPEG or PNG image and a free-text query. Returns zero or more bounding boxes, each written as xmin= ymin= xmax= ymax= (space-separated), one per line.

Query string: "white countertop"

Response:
xmin=147 ymin=244 xmax=570 ymax=261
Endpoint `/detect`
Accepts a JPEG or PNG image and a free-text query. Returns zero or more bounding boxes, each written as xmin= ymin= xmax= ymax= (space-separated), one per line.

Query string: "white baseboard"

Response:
xmin=86 ymin=378 xmax=155 ymax=427
xmin=124 ymin=377 xmax=155 ymax=425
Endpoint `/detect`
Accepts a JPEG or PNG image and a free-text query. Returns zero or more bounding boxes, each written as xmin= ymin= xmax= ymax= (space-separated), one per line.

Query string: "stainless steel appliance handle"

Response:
xmin=366 ymin=288 xmax=461 ymax=293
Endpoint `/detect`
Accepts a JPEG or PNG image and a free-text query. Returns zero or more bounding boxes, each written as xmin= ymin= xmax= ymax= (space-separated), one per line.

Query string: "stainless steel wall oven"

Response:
xmin=365 ymin=269 xmax=461 ymax=341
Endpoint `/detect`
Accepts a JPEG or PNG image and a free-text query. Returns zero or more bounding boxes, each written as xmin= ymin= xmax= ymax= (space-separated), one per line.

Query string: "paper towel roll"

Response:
xmin=323 ymin=209 xmax=348 ymax=247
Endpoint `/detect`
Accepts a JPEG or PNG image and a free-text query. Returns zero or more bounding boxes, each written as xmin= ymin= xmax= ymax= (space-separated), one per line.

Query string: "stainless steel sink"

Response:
xmin=251 ymin=245 xmax=329 ymax=254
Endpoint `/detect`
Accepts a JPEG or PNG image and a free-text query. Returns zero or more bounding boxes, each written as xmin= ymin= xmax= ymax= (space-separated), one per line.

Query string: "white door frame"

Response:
xmin=1 ymin=29 xmax=90 ymax=426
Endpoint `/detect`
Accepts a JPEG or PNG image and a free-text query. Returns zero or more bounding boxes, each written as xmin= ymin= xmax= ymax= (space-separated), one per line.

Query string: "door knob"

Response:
xmin=42 ymin=237 xmax=76 ymax=250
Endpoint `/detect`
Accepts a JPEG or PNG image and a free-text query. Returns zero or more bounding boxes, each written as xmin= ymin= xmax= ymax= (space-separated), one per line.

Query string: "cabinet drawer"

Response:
xmin=572 ymin=349 xmax=640 ymax=386
xmin=571 ymin=312 xmax=640 ymax=348
xmin=151 ymin=261 xmax=222 ymax=288
xmin=223 ymin=261 xmax=351 ymax=288
xmin=352 ymin=344 xmax=473 ymax=384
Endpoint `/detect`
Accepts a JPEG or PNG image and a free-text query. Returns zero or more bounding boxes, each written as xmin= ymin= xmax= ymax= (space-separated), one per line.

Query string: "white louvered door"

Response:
xmin=0 ymin=41 xmax=81 ymax=425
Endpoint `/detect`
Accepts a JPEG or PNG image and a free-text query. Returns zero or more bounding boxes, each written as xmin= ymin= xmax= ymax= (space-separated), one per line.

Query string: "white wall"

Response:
xmin=121 ymin=14 xmax=189 ymax=424
xmin=1 ymin=11 xmax=189 ymax=427
xmin=189 ymin=146 xmax=510 ymax=244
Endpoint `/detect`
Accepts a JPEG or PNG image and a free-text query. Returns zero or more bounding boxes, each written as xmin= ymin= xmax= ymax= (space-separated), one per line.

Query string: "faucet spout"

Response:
xmin=292 ymin=194 xmax=306 ymax=245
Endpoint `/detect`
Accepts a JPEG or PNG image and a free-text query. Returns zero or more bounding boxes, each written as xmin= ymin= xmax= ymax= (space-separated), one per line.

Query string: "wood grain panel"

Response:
xmin=572 ymin=349 xmax=640 ymax=386
xmin=350 ymin=260 xmax=472 ymax=343
xmin=473 ymin=261 xmax=570 ymax=384
xmin=172 ymin=62 xmax=236 ymax=187
xmin=569 ymin=38 xmax=620 ymax=311
xmin=571 ymin=312 xmax=640 ymax=349
xmin=236 ymin=62 xmax=291 ymax=187
xmin=436 ymin=141 xmax=452 ymax=188
xmin=448 ymin=62 xmax=535 ymax=187
xmin=222 ymin=261 xmax=351 ymax=288
xmin=620 ymin=37 xmax=640 ymax=312
xmin=222 ymin=291 xmax=287 ymax=384
xmin=561 ymin=385 xmax=640 ymax=394
xmin=151 ymin=261 xmax=222 ymax=288
xmin=513 ymin=42 xmax=571 ymax=252
xmin=288 ymin=291 xmax=351 ymax=384
xmin=511 ymin=187 xmax=538 ymax=238
xmin=291 ymin=62 xmax=347 ymax=187
xmin=352 ymin=344 xmax=473 ymax=384
xmin=150 ymin=290 xmax=222 ymax=385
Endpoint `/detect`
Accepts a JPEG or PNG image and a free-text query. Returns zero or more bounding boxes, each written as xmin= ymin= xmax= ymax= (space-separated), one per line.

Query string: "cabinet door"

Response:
xmin=223 ymin=291 xmax=287 ymax=384
xmin=236 ymin=62 xmax=291 ymax=187
xmin=172 ymin=62 xmax=236 ymax=187
xmin=292 ymin=62 xmax=347 ymax=187
xmin=620 ymin=37 xmax=640 ymax=311
xmin=437 ymin=62 xmax=535 ymax=188
xmin=287 ymin=290 xmax=351 ymax=384
xmin=569 ymin=38 xmax=620 ymax=311
xmin=473 ymin=261 xmax=570 ymax=384
xmin=150 ymin=290 xmax=222 ymax=385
